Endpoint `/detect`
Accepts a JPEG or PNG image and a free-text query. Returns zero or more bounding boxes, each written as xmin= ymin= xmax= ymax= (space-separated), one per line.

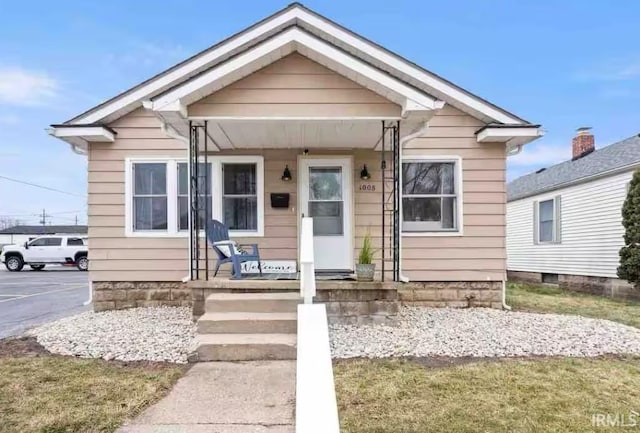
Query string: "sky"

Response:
xmin=1 ymin=0 xmax=639 ymax=226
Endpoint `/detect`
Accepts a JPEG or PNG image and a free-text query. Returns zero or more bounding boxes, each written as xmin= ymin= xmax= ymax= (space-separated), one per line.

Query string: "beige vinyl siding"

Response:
xmin=90 ymin=108 xmax=381 ymax=280
xmin=401 ymin=105 xmax=507 ymax=282
xmin=89 ymin=109 xmax=188 ymax=281
xmin=188 ymin=53 xmax=401 ymax=118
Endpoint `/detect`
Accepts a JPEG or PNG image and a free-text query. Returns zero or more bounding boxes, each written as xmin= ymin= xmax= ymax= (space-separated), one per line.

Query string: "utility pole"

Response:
xmin=39 ymin=209 xmax=50 ymax=226
xmin=75 ymin=215 xmax=78 ymax=225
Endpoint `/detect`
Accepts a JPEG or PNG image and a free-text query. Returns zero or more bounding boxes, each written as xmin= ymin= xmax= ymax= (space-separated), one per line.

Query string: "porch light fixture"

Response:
xmin=360 ymin=164 xmax=370 ymax=180
xmin=281 ymin=165 xmax=292 ymax=181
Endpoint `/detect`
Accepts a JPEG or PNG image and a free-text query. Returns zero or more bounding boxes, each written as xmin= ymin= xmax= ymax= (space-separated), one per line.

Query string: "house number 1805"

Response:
xmin=359 ymin=184 xmax=376 ymax=191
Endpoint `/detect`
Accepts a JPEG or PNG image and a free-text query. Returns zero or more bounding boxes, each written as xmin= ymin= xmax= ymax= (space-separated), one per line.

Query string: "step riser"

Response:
xmin=197 ymin=344 xmax=296 ymax=361
xmin=198 ymin=320 xmax=297 ymax=334
xmin=205 ymin=299 xmax=299 ymax=313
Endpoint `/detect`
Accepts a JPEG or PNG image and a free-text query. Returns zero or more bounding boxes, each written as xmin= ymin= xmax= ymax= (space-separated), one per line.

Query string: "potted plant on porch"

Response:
xmin=355 ymin=233 xmax=376 ymax=281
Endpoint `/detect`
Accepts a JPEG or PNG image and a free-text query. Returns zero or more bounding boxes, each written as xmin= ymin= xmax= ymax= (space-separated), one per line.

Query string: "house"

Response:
xmin=507 ymin=128 xmax=640 ymax=299
xmin=0 ymin=225 xmax=87 ymax=247
xmin=48 ymin=3 xmax=542 ymax=315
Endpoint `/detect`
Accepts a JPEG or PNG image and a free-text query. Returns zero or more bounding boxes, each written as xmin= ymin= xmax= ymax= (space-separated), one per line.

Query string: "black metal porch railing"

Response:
xmin=188 ymin=120 xmax=210 ymax=280
xmin=381 ymin=120 xmax=400 ymax=282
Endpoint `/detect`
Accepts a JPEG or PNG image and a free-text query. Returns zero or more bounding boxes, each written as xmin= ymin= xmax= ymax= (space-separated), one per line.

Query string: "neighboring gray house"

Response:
xmin=0 ymin=225 xmax=88 ymax=246
xmin=507 ymin=128 xmax=640 ymax=298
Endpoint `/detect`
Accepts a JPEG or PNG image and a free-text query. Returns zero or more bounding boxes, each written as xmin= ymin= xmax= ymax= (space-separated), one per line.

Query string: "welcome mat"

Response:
xmin=242 ymin=273 xmax=356 ymax=281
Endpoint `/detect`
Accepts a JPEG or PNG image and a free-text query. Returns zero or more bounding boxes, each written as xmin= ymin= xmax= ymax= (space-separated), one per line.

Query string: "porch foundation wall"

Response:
xmin=398 ymin=281 xmax=503 ymax=308
xmin=508 ymin=270 xmax=639 ymax=301
xmin=92 ymin=281 xmax=193 ymax=312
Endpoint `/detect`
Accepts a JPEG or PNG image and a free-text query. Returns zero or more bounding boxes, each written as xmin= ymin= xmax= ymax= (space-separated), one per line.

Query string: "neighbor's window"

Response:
xmin=402 ymin=161 xmax=458 ymax=232
xmin=177 ymin=163 xmax=212 ymax=231
xmin=133 ymin=163 xmax=167 ymax=231
xmin=536 ymin=196 xmax=561 ymax=244
xmin=538 ymin=199 xmax=555 ymax=242
xmin=223 ymin=163 xmax=258 ymax=231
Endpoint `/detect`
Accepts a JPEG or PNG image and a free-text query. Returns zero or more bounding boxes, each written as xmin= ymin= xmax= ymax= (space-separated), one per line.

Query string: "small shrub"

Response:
xmin=358 ymin=233 xmax=374 ymax=265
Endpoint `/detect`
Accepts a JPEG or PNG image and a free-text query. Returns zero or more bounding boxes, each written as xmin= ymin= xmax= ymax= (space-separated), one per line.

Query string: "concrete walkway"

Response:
xmin=118 ymin=360 xmax=295 ymax=433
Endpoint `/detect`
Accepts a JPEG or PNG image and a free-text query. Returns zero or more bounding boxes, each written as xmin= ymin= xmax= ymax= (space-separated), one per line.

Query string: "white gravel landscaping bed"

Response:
xmin=330 ymin=307 xmax=640 ymax=359
xmin=29 ymin=307 xmax=196 ymax=363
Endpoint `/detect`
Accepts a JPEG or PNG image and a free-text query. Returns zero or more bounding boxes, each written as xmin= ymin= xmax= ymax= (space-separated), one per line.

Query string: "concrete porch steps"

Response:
xmin=195 ymin=292 xmax=299 ymax=361
xmin=197 ymin=312 xmax=297 ymax=334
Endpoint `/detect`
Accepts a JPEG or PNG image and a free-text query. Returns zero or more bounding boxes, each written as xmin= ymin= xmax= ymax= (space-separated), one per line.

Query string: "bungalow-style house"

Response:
xmin=507 ymin=128 xmax=640 ymax=299
xmin=48 ymin=3 xmax=542 ymax=316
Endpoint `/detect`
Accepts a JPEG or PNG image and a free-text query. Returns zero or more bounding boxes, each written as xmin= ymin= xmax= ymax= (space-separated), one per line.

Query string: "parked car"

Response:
xmin=0 ymin=235 xmax=88 ymax=271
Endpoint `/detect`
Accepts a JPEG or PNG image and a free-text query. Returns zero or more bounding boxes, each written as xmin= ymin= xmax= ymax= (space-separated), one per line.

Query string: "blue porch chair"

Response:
xmin=205 ymin=219 xmax=262 ymax=279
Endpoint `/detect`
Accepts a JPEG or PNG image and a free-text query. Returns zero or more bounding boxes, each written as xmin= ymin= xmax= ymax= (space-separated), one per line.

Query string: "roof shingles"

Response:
xmin=507 ymin=134 xmax=640 ymax=201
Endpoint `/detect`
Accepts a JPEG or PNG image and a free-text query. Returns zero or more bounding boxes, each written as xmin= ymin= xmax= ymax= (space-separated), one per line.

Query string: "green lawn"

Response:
xmin=0 ymin=356 xmax=186 ymax=433
xmin=506 ymin=281 xmax=640 ymax=328
xmin=334 ymin=283 xmax=640 ymax=432
xmin=335 ymin=357 xmax=640 ymax=433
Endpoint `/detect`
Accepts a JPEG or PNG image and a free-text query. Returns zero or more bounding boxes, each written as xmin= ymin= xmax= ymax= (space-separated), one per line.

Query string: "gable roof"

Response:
xmin=0 ymin=225 xmax=88 ymax=235
xmin=507 ymin=134 xmax=640 ymax=202
xmin=59 ymin=3 xmax=531 ymax=127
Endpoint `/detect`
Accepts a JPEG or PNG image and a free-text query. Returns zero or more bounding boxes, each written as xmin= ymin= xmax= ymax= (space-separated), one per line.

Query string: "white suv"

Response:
xmin=0 ymin=235 xmax=88 ymax=272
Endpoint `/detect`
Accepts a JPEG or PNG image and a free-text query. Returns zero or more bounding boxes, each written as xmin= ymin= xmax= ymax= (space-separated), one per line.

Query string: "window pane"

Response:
xmin=46 ymin=238 xmax=62 ymax=246
xmin=442 ymin=197 xmax=456 ymax=229
xmin=403 ymin=163 xmax=443 ymax=194
xmin=134 ymin=163 xmax=166 ymax=195
xmin=178 ymin=196 xmax=189 ymax=231
xmin=441 ymin=163 xmax=455 ymax=194
xmin=223 ymin=164 xmax=256 ymax=195
xmin=310 ymin=201 xmax=343 ymax=235
xmin=540 ymin=221 xmax=553 ymax=242
xmin=30 ymin=238 xmax=47 ymax=246
xmin=178 ymin=163 xmax=212 ymax=195
xmin=134 ymin=197 xmax=167 ymax=230
xmin=309 ymin=168 xmax=342 ymax=200
xmin=403 ymin=197 xmax=441 ymax=222
xmin=539 ymin=199 xmax=554 ymax=222
xmin=67 ymin=238 xmax=84 ymax=246
xmin=223 ymin=197 xmax=257 ymax=230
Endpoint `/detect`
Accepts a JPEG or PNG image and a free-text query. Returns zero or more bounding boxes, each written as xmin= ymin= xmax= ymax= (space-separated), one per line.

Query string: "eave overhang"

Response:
xmin=476 ymin=124 xmax=544 ymax=148
xmin=47 ymin=124 xmax=116 ymax=154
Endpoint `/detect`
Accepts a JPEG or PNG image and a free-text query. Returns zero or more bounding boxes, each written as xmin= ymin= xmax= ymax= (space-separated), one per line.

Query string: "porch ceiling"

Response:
xmin=208 ymin=119 xmax=392 ymax=149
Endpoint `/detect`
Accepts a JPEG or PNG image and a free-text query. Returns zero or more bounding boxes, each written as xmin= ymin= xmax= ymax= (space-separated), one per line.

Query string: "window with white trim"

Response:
xmin=126 ymin=157 xmax=264 ymax=237
xmin=402 ymin=159 xmax=460 ymax=232
xmin=535 ymin=196 xmax=561 ymax=244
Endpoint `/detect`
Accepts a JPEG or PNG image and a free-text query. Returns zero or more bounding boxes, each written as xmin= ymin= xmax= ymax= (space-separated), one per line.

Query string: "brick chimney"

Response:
xmin=572 ymin=127 xmax=595 ymax=160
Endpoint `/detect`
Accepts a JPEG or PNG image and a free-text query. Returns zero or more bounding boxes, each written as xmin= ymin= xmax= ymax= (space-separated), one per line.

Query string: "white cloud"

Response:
xmin=0 ymin=67 xmax=59 ymax=106
xmin=508 ymin=142 xmax=571 ymax=168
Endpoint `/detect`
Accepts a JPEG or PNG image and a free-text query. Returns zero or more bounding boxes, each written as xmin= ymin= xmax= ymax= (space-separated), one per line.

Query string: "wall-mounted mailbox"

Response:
xmin=270 ymin=193 xmax=290 ymax=208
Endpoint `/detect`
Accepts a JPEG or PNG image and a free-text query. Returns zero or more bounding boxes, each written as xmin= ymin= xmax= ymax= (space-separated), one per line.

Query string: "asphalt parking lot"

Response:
xmin=0 ymin=266 xmax=90 ymax=339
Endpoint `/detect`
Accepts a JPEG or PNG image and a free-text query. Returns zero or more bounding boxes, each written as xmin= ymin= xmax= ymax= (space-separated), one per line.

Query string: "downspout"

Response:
xmin=83 ymin=280 xmax=93 ymax=306
xmin=502 ymin=279 xmax=511 ymax=310
xmin=397 ymin=121 xmax=433 ymax=283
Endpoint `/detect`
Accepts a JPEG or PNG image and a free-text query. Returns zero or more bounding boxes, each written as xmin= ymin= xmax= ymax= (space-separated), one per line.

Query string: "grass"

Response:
xmin=0 ymin=356 xmax=186 ymax=433
xmin=335 ymin=357 xmax=640 ymax=433
xmin=507 ymin=282 xmax=640 ymax=328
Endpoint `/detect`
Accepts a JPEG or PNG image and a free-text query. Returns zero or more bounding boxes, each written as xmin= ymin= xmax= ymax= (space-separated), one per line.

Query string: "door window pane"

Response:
xmin=310 ymin=201 xmax=343 ymax=235
xmin=67 ymin=237 xmax=84 ymax=246
xmin=309 ymin=168 xmax=342 ymax=200
xmin=133 ymin=163 xmax=167 ymax=231
xmin=45 ymin=238 xmax=62 ymax=246
xmin=29 ymin=238 xmax=47 ymax=247
xmin=223 ymin=164 xmax=258 ymax=231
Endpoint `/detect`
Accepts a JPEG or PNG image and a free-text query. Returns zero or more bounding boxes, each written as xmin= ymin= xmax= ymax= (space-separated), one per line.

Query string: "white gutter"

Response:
xmin=397 ymin=120 xmax=433 ymax=283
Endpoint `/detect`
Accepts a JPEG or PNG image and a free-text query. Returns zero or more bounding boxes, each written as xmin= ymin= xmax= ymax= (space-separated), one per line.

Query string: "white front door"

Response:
xmin=299 ymin=157 xmax=353 ymax=271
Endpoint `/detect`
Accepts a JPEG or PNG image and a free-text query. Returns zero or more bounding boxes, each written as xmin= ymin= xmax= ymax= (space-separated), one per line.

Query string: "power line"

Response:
xmin=0 ymin=175 xmax=86 ymax=198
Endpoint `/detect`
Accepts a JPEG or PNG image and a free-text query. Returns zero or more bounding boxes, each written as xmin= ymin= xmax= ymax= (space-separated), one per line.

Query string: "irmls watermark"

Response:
xmin=592 ymin=411 xmax=640 ymax=428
